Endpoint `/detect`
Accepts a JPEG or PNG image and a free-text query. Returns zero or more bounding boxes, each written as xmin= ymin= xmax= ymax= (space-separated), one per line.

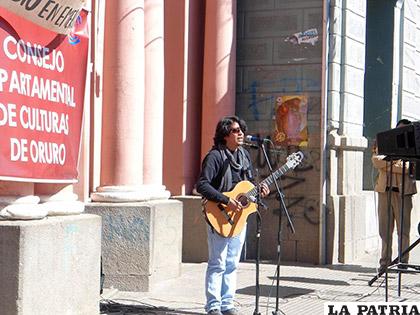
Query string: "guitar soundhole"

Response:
xmin=237 ymin=194 xmax=249 ymax=207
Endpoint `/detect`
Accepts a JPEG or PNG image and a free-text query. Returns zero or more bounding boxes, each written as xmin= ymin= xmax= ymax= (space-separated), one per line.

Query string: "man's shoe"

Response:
xmin=222 ymin=308 xmax=240 ymax=315
xmin=207 ymin=309 xmax=223 ymax=315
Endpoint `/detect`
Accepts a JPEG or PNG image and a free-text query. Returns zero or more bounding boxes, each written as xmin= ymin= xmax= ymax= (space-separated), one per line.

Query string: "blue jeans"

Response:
xmin=205 ymin=224 xmax=246 ymax=312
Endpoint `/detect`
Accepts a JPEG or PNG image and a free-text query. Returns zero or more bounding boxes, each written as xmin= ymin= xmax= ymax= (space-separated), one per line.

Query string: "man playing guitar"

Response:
xmin=196 ymin=116 xmax=269 ymax=315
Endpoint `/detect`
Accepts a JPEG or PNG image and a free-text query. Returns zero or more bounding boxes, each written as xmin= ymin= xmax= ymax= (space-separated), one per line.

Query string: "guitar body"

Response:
xmin=202 ymin=151 xmax=304 ymax=238
xmin=204 ymin=180 xmax=257 ymax=237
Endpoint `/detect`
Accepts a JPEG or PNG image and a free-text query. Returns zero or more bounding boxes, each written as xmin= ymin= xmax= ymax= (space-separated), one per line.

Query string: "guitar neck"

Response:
xmin=247 ymin=163 xmax=291 ymax=198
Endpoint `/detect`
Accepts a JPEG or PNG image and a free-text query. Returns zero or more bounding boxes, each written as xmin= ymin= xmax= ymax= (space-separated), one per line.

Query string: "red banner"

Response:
xmin=0 ymin=0 xmax=86 ymax=34
xmin=0 ymin=8 xmax=88 ymax=182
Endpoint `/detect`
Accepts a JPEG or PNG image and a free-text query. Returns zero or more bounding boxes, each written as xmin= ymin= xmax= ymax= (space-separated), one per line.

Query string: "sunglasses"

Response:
xmin=230 ymin=127 xmax=242 ymax=134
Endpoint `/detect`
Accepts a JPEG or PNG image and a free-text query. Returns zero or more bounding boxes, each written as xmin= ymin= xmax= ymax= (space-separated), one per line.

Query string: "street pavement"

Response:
xmin=100 ymin=250 xmax=420 ymax=315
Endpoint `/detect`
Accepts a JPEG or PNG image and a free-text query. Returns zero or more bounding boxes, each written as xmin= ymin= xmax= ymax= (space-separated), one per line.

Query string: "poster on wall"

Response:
xmin=0 ymin=7 xmax=89 ymax=182
xmin=273 ymin=95 xmax=308 ymax=147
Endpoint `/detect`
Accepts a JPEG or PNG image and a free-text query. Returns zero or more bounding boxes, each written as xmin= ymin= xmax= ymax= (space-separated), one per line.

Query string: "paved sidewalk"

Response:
xmin=100 ymin=258 xmax=420 ymax=315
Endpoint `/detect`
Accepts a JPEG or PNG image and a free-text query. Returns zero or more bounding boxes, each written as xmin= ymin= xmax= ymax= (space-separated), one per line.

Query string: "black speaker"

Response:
xmin=416 ymin=162 xmax=420 ymax=180
xmin=376 ymin=122 xmax=420 ymax=158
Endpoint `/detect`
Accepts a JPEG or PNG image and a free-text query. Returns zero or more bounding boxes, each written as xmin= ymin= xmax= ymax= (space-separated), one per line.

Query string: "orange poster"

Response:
xmin=273 ymin=96 xmax=308 ymax=146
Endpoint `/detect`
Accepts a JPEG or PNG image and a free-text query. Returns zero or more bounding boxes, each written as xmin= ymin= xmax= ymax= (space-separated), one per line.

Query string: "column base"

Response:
xmin=91 ymin=185 xmax=170 ymax=202
xmin=85 ymin=199 xmax=182 ymax=291
xmin=0 ymin=193 xmax=85 ymax=220
xmin=39 ymin=192 xmax=85 ymax=216
xmin=327 ymin=194 xmax=367 ymax=264
xmin=173 ymin=195 xmax=208 ymax=263
xmin=0 ymin=214 xmax=101 ymax=314
xmin=41 ymin=200 xmax=85 ymax=216
xmin=0 ymin=195 xmax=47 ymax=220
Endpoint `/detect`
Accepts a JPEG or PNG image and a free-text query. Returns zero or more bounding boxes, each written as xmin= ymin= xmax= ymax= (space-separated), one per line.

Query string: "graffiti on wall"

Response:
xmin=250 ymin=146 xmax=321 ymax=225
xmin=240 ymin=72 xmax=322 ymax=226
xmin=254 ymin=145 xmax=320 ymax=171
xmin=246 ymin=78 xmax=320 ymax=121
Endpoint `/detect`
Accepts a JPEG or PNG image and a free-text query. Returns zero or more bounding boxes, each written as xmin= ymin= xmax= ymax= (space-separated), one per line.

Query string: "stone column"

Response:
xmin=327 ymin=0 xmax=368 ymax=263
xmin=201 ymin=0 xmax=237 ymax=158
xmin=91 ymin=0 xmax=146 ymax=202
xmin=162 ymin=0 xmax=205 ymax=195
xmin=162 ymin=0 xmax=186 ymax=196
xmin=86 ymin=0 xmax=183 ymax=292
xmin=143 ymin=0 xmax=170 ymax=199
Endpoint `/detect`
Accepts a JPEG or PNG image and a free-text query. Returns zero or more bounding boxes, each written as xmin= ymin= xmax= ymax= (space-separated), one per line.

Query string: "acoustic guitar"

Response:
xmin=203 ymin=151 xmax=304 ymax=237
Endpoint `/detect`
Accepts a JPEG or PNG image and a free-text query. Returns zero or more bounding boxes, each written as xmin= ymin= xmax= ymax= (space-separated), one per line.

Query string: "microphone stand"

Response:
xmin=259 ymin=140 xmax=295 ymax=315
xmin=397 ymin=160 xmax=406 ymax=297
xmin=253 ymin=168 xmax=262 ymax=315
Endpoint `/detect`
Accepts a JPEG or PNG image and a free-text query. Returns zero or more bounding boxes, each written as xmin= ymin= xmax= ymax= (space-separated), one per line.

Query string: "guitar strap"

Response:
xmin=216 ymin=156 xmax=231 ymax=192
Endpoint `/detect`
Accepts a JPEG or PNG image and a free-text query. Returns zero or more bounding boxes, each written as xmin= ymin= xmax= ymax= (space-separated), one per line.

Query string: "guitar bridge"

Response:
xmin=217 ymin=204 xmax=234 ymax=225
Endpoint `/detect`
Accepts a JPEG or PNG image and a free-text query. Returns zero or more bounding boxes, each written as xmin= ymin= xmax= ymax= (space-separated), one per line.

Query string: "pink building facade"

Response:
xmin=0 ymin=0 xmax=328 ymax=265
xmin=4 ymin=0 xmax=395 ymax=267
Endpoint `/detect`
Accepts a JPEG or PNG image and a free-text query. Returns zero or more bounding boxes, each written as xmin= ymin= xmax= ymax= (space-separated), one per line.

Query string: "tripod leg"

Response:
xmin=368 ymin=238 xmax=420 ymax=286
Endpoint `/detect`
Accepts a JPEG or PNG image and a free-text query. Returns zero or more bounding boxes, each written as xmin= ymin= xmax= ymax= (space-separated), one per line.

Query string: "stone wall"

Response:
xmin=236 ymin=0 xmax=324 ymax=263
xmin=396 ymin=0 xmax=420 ymax=262
xmin=401 ymin=0 xmax=420 ymax=121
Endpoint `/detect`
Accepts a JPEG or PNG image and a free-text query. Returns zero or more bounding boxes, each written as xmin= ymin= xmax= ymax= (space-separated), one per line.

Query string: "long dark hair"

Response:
xmin=213 ymin=116 xmax=247 ymax=147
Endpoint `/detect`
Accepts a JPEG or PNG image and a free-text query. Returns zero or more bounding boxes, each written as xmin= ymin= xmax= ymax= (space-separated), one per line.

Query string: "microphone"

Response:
xmin=242 ymin=142 xmax=259 ymax=149
xmin=245 ymin=135 xmax=270 ymax=143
